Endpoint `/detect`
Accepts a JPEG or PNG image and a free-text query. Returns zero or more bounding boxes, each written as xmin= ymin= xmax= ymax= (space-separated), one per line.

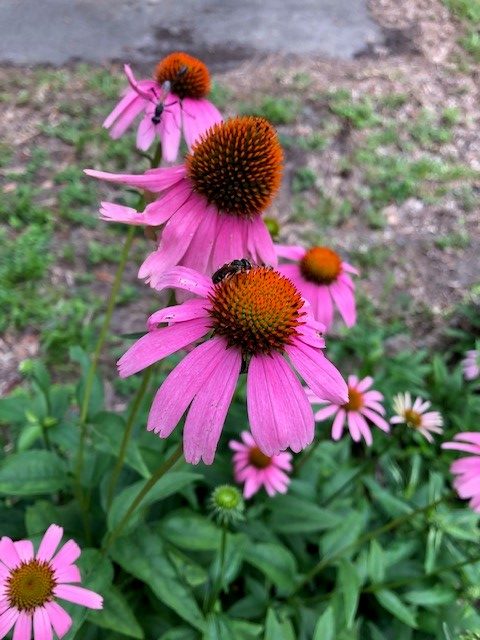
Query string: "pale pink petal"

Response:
xmin=313 ymin=404 xmax=339 ymax=422
xmin=0 ymin=538 xmax=21 ymax=569
xmin=117 ymin=318 xmax=210 ymax=377
xmin=347 ymin=412 xmax=361 ymax=442
xmin=84 ymin=165 xmax=186 ymax=193
xmin=147 ymin=298 xmax=209 ymax=329
xmin=286 ymin=340 xmax=348 ymax=405
xmin=211 ymin=216 xmax=246 ymax=271
xmin=14 ymin=541 xmax=34 ymax=563
xmin=50 ymin=540 xmax=80 ymax=572
xmin=12 ymin=610 xmax=31 ymax=640
xmin=329 ymin=279 xmax=356 ymax=327
xmin=54 ymin=564 xmax=81 ymax=584
xmin=183 ymin=343 xmax=242 ymax=465
xmin=36 ymin=525 xmax=63 ymax=563
xmin=53 ymin=585 xmax=103 ymax=609
xmin=182 ymin=97 xmax=222 ymax=148
xmin=160 ymin=101 xmax=182 ymax=162
xmin=342 ymin=262 xmax=359 ymax=275
xmin=314 ymin=286 xmax=334 ymax=330
xmin=356 ymin=414 xmax=373 ymax=445
xmin=331 ymin=409 xmax=346 ymax=440
xmin=148 ymin=338 xmax=228 ymax=438
xmin=43 ymin=602 xmax=72 ymax=639
xmin=99 ymin=202 xmax=149 ymax=226
xmin=241 ymin=431 xmax=257 ymax=448
xmin=103 ymin=87 xmax=144 ymax=131
xmin=179 ymin=204 xmax=219 ymax=275
xmin=453 ymin=432 xmax=480 ymax=446
xmin=33 ymin=607 xmax=52 ymax=640
xmin=136 ymin=114 xmax=156 ymax=151
xmin=247 ymin=352 xmax=314 ymax=455
xmin=362 ymin=408 xmax=390 ymax=432
xmin=248 ymin=216 xmax=277 ymax=267
xmin=244 ymin=474 xmax=263 ymax=499
xmin=123 ymin=64 xmax=158 ymax=101
xmin=275 ymin=244 xmax=306 ymax=261
xmin=277 ymin=264 xmax=303 ymax=283
xmin=356 ymin=376 xmax=373 ymax=392
xmin=139 ymin=182 xmax=194 ymax=228
xmin=296 ymin=322 xmax=326 ymax=349
xmin=0 ymin=608 xmax=19 ymax=638
xmin=151 ymin=266 xmax=213 ymax=298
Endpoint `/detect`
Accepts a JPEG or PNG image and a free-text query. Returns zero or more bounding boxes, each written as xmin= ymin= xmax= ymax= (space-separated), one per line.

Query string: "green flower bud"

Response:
xmin=209 ymin=485 xmax=245 ymax=525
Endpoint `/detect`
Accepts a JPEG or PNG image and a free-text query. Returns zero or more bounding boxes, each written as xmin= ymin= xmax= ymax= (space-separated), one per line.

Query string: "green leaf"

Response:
xmin=404 ymin=586 xmax=455 ymax=606
xmin=0 ymin=451 xmax=67 ymax=496
xmin=88 ymin=585 xmax=144 ymax=638
xmin=375 ymin=589 xmax=418 ymax=628
xmin=313 ymin=607 xmax=335 ymax=640
xmin=368 ymin=540 xmax=386 ymax=583
xmin=159 ymin=510 xmax=221 ymax=550
xmin=264 ymin=609 xmax=295 ymax=640
xmin=245 ymin=542 xmax=297 ymax=592
xmin=363 ymin=477 xmax=412 ymax=517
xmin=157 ymin=629 xmax=198 ymax=640
xmin=25 ymin=500 xmax=82 ymax=538
xmin=111 ymin=526 xmax=205 ymax=631
xmin=91 ymin=411 xmax=150 ymax=478
xmin=17 ymin=424 xmax=42 ymax=451
xmin=0 ymin=397 xmax=27 ymax=424
xmin=204 ymin=613 xmax=236 ymax=640
xmin=108 ymin=472 xmax=201 ymax=533
xmin=269 ymin=495 xmax=341 ymax=533
xmin=338 ymin=559 xmax=360 ymax=628
xmin=321 ymin=509 xmax=368 ymax=558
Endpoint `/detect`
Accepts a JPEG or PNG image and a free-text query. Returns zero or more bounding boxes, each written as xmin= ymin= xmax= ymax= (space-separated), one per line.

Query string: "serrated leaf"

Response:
xmin=110 ymin=526 xmax=205 ymax=631
xmin=245 ymin=542 xmax=297 ymax=592
xmin=313 ymin=607 xmax=335 ymax=640
xmin=108 ymin=472 xmax=201 ymax=533
xmin=338 ymin=559 xmax=360 ymax=629
xmin=0 ymin=451 xmax=67 ymax=496
xmin=375 ymin=589 xmax=417 ymax=628
xmin=88 ymin=585 xmax=144 ymax=638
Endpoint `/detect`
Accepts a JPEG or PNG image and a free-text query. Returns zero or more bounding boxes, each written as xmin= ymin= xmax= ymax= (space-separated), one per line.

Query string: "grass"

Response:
xmin=239 ymin=96 xmax=300 ymax=124
xmin=443 ymin=0 xmax=480 ymax=61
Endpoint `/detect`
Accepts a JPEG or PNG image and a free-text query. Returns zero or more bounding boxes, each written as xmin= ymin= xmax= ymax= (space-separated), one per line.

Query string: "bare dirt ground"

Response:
xmin=0 ymin=0 xmax=479 ymax=394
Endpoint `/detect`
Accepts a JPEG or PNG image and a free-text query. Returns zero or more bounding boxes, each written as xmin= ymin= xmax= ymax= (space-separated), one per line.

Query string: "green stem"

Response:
xmin=294 ymin=495 xmax=448 ymax=594
xmin=205 ymin=525 xmax=228 ymax=612
xmin=106 ymin=367 xmax=153 ymax=511
xmin=103 ymin=442 xmax=183 ymax=553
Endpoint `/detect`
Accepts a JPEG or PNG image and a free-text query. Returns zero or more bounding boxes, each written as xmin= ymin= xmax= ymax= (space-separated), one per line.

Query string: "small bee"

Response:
xmin=212 ymin=259 xmax=252 ymax=284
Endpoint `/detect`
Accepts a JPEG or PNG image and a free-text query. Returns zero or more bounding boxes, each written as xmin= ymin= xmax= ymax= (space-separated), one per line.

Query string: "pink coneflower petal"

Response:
xmin=314 ymin=404 xmax=339 ymax=421
xmin=329 ymin=279 xmax=356 ymax=327
xmin=313 ymin=286 xmax=334 ymax=330
xmin=137 ymin=114 xmax=157 ymax=151
xmin=44 ymin=601 xmax=72 ymax=638
xmin=331 ymin=409 xmax=346 ymax=440
xmin=141 ymin=181 xmax=194 ymax=225
xmin=183 ymin=342 xmax=241 ymax=464
xmin=160 ymin=102 xmax=183 ymax=162
xmin=36 ymin=524 xmax=63 ymax=562
xmin=12 ymin=610 xmax=31 ymax=640
xmin=248 ymin=215 xmax=277 ymax=266
xmin=0 ymin=538 xmax=21 ymax=569
xmin=54 ymin=585 xmax=103 ymax=609
xmin=50 ymin=540 xmax=81 ymax=572
xmin=123 ymin=64 xmax=156 ymax=101
xmin=152 ymin=266 xmax=213 ymax=298
xmin=182 ymin=97 xmax=222 ymax=148
xmin=147 ymin=298 xmax=209 ymax=329
xmin=362 ymin=408 xmax=390 ymax=432
xmin=247 ymin=352 xmax=314 ymax=455
xmin=275 ymin=245 xmax=306 ymax=261
xmin=0 ymin=607 xmax=19 ymax=637
xmin=286 ymin=341 xmax=348 ymax=405
xmin=84 ymin=165 xmax=187 ymax=192
xmin=391 ymin=392 xmax=443 ymax=441
xmin=356 ymin=414 xmax=373 ymax=445
xmin=356 ymin=376 xmax=373 ymax=392
xmin=33 ymin=607 xmax=52 ymax=640
xmin=347 ymin=412 xmax=362 ymax=442
xmin=148 ymin=338 xmax=227 ymax=438
xmin=14 ymin=541 xmax=34 ymax=564
xmin=54 ymin=564 xmax=82 ymax=584
xmin=178 ymin=204 xmax=218 ymax=276
xmin=118 ymin=317 xmax=210 ymax=378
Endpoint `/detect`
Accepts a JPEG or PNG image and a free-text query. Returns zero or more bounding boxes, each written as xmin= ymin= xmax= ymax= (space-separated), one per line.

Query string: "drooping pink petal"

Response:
xmin=43 ymin=601 xmax=72 ymax=639
xmin=53 ymin=585 xmax=103 ymax=609
xmin=136 ymin=114 xmax=156 ymax=151
xmin=182 ymin=97 xmax=222 ymax=148
xmin=361 ymin=408 xmax=390 ymax=432
xmin=313 ymin=286 xmax=334 ymax=330
xmin=356 ymin=414 xmax=373 ymax=445
xmin=183 ymin=343 xmax=242 ymax=464
xmin=84 ymin=165 xmax=186 ymax=193
xmin=211 ymin=216 xmax=246 ymax=271
xmin=33 ymin=607 xmax=52 ymax=640
xmin=248 ymin=215 xmax=277 ymax=267
xmin=123 ymin=64 xmax=157 ymax=101
xmin=286 ymin=340 xmax=348 ymax=405
xmin=160 ymin=101 xmax=182 ymax=162
xmin=247 ymin=352 xmax=314 ymax=455
xmin=275 ymin=245 xmax=306 ymax=261
xmin=12 ymin=610 xmax=31 ymax=640
xmin=148 ymin=338 xmax=228 ymax=438
xmin=347 ymin=412 xmax=361 ymax=442
xmin=342 ymin=262 xmax=359 ymax=275
xmin=178 ymin=204 xmax=219 ymax=276
xmin=117 ymin=318 xmax=210 ymax=377
xmin=331 ymin=409 xmax=346 ymax=440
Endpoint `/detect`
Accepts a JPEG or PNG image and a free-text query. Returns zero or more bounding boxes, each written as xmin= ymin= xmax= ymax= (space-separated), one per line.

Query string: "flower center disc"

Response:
xmin=209 ymin=267 xmax=304 ymax=355
xmin=155 ymin=51 xmax=210 ymax=99
xmin=343 ymin=387 xmax=364 ymax=412
xmin=249 ymin=446 xmax=272 ymax=469
xmin=404 ymin=409 xmax=422 ymax=428
xmin=7 ymin=560 xmax=55 ymax=611
xmin=300 ymin=247 xmax=342 ymax=284
xmin=186 ymin=116 xmax=283 ymax=218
